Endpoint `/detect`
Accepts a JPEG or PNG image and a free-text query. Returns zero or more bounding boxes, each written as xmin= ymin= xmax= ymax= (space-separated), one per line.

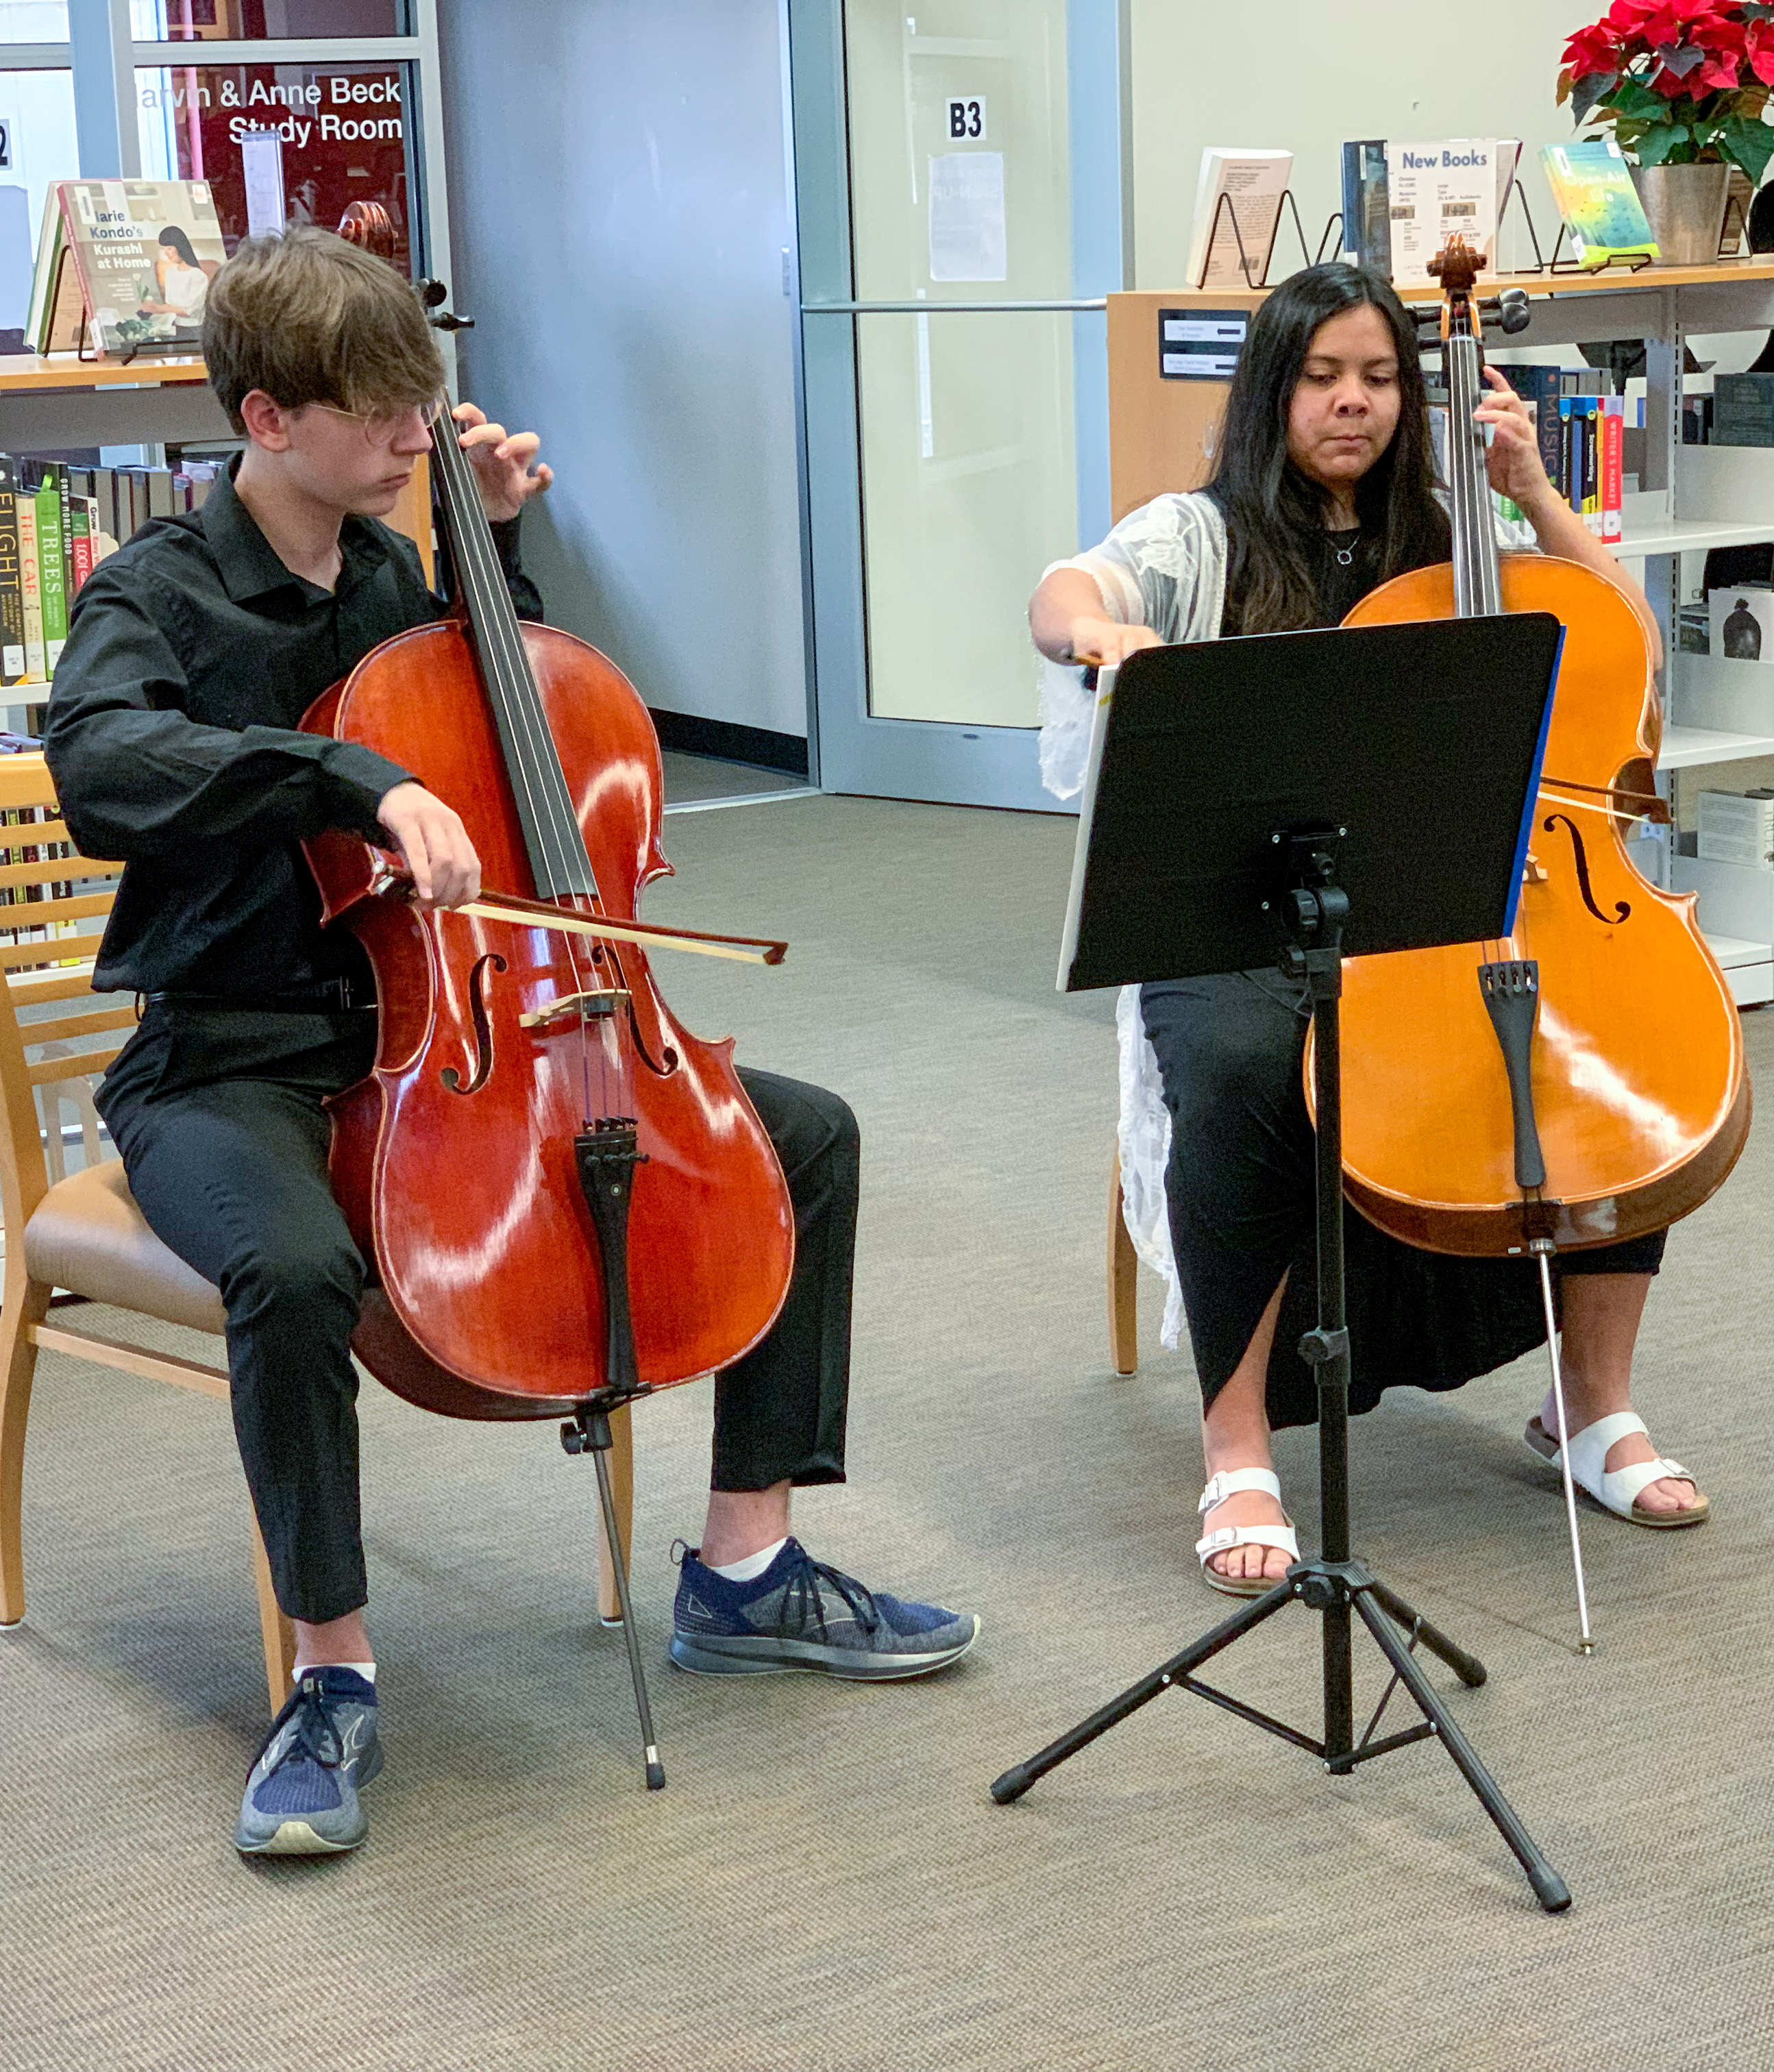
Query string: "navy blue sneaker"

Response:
xmin=669 ymin=1537 xmax=979 ymax=1679
xmin=234 ymin=1667 xmax=382 ymax=1857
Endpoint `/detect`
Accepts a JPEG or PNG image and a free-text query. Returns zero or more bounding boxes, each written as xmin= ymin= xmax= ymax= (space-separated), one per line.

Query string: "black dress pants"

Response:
xmin=97 ymin=1005 xmax=858 ymax=1624
xmin=1139 ymin=973 xmax=1666 ymax=1430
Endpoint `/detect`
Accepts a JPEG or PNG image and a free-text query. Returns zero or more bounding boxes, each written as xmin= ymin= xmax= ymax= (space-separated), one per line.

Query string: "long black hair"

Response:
xmin=158 ymin=224 xmax=199 ymax=268
xmin=1209 ymin=263 xmax=1447 ymax=634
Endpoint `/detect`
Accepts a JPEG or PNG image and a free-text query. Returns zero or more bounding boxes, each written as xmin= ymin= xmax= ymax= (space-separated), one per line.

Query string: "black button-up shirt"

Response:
xmin=43 ymin=460 xmax=538 ymax=998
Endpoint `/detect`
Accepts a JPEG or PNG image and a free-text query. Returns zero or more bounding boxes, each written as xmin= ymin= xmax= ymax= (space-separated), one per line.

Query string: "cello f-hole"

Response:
xmin=439 ymin=951 xmax=507 ymax=1095
xmin=623 ymin=996 xmax=680 ymax=1078
xmin=1543 ymin=812 xmax=1629 ymax=926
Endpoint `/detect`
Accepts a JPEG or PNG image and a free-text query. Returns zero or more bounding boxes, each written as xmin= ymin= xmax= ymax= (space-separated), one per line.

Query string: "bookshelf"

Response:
xmin=1105 ymin=259 xmax=1774 ymax=1004
xmin=1 ymin=352 xmax=236 ymax=454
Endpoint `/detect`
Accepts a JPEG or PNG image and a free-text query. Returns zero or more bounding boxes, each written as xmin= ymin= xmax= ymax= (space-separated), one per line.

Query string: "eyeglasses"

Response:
xmin=309 ymin=397 xmax=446 ymax=445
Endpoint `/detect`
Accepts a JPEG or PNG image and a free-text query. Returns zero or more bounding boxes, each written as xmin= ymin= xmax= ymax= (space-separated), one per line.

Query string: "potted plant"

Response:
xmin=1559 ymin=0 xmax=1774 ymax=262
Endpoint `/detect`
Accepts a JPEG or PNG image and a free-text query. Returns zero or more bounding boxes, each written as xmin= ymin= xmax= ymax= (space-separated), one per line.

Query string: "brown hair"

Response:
xmin=201 ymin=226 xmax=444 ymax=433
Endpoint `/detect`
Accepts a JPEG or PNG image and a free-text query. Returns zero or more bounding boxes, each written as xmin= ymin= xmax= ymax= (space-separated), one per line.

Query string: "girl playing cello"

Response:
xmin=1030 ymin=262 xmax=1708 ymax=1598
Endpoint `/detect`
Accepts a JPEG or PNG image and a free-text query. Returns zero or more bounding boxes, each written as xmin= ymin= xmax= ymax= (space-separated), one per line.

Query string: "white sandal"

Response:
xmin=1524 ymin=1409 xmax=1709 ymax=1530
xmin=1196 ymin=1468 xmax=1300 ymax=1598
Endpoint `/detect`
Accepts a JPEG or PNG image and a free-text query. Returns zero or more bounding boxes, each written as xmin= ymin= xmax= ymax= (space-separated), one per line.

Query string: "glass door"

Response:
xmin=789 ymin=0 xmax=1124 ymax=807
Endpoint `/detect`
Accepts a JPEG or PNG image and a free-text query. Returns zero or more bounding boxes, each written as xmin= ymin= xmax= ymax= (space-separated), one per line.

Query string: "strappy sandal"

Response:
xmin=1524 ymin=1409 xmax=1710 ymax=1530
xmin=1195 ymin=1468 xmax=1300 ymax=1598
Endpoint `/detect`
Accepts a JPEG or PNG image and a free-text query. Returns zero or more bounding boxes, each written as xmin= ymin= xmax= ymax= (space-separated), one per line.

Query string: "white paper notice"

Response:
xmin=928 ymin=151 xmax=1007 ymax=283
xmin=240 ymin=130 xmax=287 ymax=239
xmin=1384 ymin=140 xmax=1501 ymax=286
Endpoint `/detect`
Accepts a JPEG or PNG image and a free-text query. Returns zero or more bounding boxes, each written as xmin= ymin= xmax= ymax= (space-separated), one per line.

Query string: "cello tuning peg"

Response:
xmin=1490 ymin=288 xmax=1532 ymax=335
xmin=416 ymin=278 xmax=474 ymax=330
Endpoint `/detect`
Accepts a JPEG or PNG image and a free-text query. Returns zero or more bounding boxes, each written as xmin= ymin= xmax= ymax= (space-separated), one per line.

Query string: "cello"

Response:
xmin=298 ymin=303 xmax=796 ymax=1785
xmin=1324 ymin=237 xmax=1750 ymax=1641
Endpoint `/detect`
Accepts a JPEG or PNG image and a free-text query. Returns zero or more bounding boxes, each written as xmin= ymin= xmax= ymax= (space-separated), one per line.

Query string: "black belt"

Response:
xmin=143 ymin=978 xmax=374 ymax=1014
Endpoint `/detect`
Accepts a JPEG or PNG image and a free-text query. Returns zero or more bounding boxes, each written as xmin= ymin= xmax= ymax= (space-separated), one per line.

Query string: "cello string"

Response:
xmin=431 ymin=417 xmax=571 ymax=890
xmin=434 ymin=419 xmax=641 ymax=1118
xmin=442 ymin=421 xmax=650 ymax=1063
xmin=446 ymin=412 xmax=652 ymax=1107
xmin=436 ymin=407 xmax=596 ymax=904
xmin=434 ymin=416 xmax=589 ymax=898
xmin=434 ymin=406 xmax=650 ymax=1114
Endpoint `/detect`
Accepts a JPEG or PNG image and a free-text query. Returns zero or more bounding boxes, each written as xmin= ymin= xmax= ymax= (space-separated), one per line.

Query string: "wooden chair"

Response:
xmin=1108 ymin=1153 xmax=1139 ymax=1377
xmin=0 ymin=754 xmax=633 ymax=1716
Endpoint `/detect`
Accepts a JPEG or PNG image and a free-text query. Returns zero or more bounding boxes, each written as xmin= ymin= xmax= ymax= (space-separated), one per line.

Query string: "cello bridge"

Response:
xmin=520 ymin=987 xmax=630 ymax=1031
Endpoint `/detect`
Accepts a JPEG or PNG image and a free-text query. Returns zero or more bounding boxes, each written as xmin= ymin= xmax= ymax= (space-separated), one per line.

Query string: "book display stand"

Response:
xmin=1192 ymin=188 xmax=1345 ymax=291
xmin=1190 ymin=175 xmax=1741 ymax=291
xmin=1499 ymin=177 xmax=1743 ymax=277
xmin=42 ymin=244 xmax=190 ymax=369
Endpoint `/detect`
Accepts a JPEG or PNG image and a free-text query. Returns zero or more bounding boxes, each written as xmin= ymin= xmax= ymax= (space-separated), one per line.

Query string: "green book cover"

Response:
xmin=0 ymin=458 xmax=25 ymax=687
xmin=1539 ymin=140 xmax=1658 ymax=268
xmin=34 ymin=469 xmax=68 ymax=676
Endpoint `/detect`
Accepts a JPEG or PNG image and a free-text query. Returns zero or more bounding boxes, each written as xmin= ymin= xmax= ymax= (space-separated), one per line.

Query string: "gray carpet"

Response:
xmin=3 ymin=794 xmax=1773 ymax=2072
xmin=663 ymin=749 xmax=807 ymax=806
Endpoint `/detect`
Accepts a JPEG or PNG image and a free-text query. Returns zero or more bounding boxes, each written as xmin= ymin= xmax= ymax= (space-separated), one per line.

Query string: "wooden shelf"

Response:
xmin=0 ymin=352 xmax=212 ymax=395
xmin=1390 ymin=256 xmax=1774 ymax=302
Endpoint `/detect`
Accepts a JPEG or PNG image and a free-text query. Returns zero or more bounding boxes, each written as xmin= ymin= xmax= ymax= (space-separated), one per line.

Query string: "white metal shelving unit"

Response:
xmin=1499 ymin=262 xmax=1774 ymax=1007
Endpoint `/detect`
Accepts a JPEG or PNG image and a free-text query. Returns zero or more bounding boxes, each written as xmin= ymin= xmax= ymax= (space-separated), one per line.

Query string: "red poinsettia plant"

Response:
xmin=1558 ymin=0 xmax=1774 ymax=180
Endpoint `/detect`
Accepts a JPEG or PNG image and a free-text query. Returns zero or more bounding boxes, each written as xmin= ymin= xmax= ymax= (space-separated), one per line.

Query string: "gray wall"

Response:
xmin=436 ymin=0 xmax=807 ymax=743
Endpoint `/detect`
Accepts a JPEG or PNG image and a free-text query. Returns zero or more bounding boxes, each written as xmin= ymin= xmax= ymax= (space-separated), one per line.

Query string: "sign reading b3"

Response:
xmin=946 ymin=97 xmax=986 ymax=143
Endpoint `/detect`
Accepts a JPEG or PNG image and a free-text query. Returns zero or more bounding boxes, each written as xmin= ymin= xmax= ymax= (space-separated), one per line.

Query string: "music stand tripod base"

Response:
xmin=1033 ymin=624 xmax=1574 ymax=1913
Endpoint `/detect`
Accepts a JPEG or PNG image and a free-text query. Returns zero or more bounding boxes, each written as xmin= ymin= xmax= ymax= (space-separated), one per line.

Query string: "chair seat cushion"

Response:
xmin=23 ymin=1159 xmax=227 ymax=1335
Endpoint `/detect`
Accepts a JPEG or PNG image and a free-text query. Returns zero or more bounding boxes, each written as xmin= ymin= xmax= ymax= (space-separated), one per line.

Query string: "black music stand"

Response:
xmin=992 ymin=613 xmax=1573 ymax=1912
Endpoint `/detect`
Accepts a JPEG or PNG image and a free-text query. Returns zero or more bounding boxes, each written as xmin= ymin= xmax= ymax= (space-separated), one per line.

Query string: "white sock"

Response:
xmin=709 ymin=1538 xmax=787 ymax=1583
xmin=295 ymin=1661 xmax=377 ymax=1684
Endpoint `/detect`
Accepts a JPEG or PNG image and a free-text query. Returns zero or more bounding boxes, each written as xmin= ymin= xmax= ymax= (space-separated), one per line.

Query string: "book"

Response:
xmin=1538 ymin=140 xmax=1658 ymax=269
xmin=1710 ymin=586 xmax=1774 ymax=661
xmin=1384 ymin=139 xmax=1507 ymax=286
xmin=57 ymin=466 xmax=74 ymax=603
xmin=1185 ymin=148 xmax=1292 ymax=289
xmin=1697 ymin=787 xmax=1774 ymax=865
xmin=52 ymin=179 xmax=226 ymax=356
xmin=34 ymin=469 xmax=68 ymax=674
xmin=91 ymin=467 xmax=117 ymax=547
xmin=23 ymin=187 xmax=60 ymax=355
xmin=67 ymin=492 xmax=93 ymax=593
xmin=1578 ymin=397 xmax=1599 ymax=534
xmin=1340 ymin=140 xmax=1391 ymax=274
xmin=84 ymin=497 xmax=114 ymax=571
xmin=1510 ymin=367 xmax=1566 ymax=489
xmin=0 ymin=460 xmax=23 ymax=687
xmin=14 ymin=490 xmax=44 ymax=682
xmin=1712 ymin=371 xmax=1774 ymax=447
xmin=116 ymin=468 xmax=145 ymax=541
xmin=1600 ymin=395 xmax=1625 ymax=543
xmin=1577 ymin=398 xmax=1596 ymax=524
